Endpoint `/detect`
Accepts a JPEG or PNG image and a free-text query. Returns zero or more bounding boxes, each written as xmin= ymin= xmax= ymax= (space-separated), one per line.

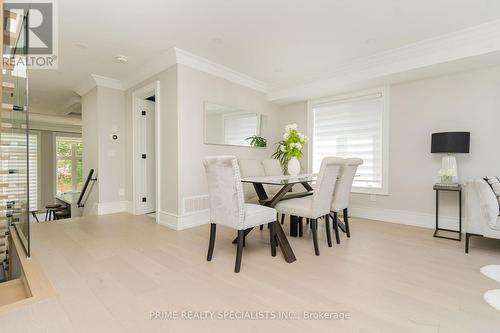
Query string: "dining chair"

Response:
xmin=237 ymin=159 xmax=265 ymax=204
xmin=330 ymin=158 xmax=363 ymax=243
xmin=204 ymin=156 xmax=278 ymax=273
xmin=274 ymin=157 xmax=344 ymax=255
xmin=262 ymin=159 xmax=283 ymax=176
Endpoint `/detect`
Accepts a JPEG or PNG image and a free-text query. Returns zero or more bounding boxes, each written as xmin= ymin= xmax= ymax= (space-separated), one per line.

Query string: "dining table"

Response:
xmin=233 ymin=173 xmax=318 ymax=263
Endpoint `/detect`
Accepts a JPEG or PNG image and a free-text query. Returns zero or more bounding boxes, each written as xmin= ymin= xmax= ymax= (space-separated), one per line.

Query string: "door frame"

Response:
xmin=132 ymin=81 xmax=160 ymax=223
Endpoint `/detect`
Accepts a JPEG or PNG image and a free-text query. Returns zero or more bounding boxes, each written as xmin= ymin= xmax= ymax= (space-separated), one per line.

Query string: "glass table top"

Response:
xmin=241 ymin=173 xmax=318 ymax=185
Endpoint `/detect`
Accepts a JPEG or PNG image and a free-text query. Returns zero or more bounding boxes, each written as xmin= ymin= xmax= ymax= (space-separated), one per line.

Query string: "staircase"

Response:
xmin=0 ymin=2 xmax=30 ymax=281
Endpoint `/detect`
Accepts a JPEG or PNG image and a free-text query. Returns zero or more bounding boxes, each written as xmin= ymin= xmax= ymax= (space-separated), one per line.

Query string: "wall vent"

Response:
xmin=183 ymin=195 xmax=209 ymax=214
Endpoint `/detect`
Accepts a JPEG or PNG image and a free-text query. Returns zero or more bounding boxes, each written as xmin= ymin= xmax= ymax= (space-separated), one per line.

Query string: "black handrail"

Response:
xmin=77 ymin=169 xmax=97 ymax=207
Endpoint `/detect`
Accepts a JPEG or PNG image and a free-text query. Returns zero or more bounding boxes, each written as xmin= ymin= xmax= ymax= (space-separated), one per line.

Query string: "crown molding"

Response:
xmin=268 ymin=19 xmax=500 ymax=104
xmin=122 ymin=48 xmax=178 ymax=90
xmin=174 ymin=48 xmax=267 ymax=92
xmin=121 ymin=47 xmax=267 ymax=92
xmin=74 ymin=74 xmax=124 ymax=96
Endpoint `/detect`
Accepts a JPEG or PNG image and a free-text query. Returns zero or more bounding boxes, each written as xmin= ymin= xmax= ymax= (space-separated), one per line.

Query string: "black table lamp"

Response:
xmin=431 ymin=132 xmax=470 ymax=183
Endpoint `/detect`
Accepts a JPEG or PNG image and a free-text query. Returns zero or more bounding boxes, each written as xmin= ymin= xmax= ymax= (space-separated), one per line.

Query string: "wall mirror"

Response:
xmin=204 ymin=102 xmax=268 ymax=147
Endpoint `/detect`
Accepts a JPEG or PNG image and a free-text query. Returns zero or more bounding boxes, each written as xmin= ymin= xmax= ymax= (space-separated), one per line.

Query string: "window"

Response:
xmin=55 ymin=136 xmax=83 ymax=194
xmin=0 ymin=131 xmax=38 ymax=210
xmin=223 ymin=113 xmax=260 ymax=146
xmin=310 ymin=89 xmax=389 ymax=194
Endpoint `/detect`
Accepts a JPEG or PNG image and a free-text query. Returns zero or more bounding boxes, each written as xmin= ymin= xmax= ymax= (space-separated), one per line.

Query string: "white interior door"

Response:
xmin=136 ymin=99 xmax=156 ymax=214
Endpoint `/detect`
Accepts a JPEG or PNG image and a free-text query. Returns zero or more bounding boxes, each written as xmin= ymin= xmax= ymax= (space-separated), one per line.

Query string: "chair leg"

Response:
xmin=235 ymin=230 xmax=245 ymax=273
xmin=298 ymin=217 xmax=303 ymax=237
xmin=343 ymin=208 xmax=350 ymax=238
xmin=311 ymin=219 xmax=320 ymax=256
xmin=281 ymin=214 xmax=285 ymax=224
xmin=31 ymin=211 xmax=40 ymax=223
xmin=270 ymin=222 xmax=276 ymax=257
xmin=465 ymin=233 xmax=470 ymax=254
xmin=207 ymin=223 xmax=216 ymax=261
xmin=45 ymin=210 xmax=49 ymax=222
xmin=325 ymin=215 xmax=332 ymax=247
xmin=333 ymin=212 xmax=341 ymax=244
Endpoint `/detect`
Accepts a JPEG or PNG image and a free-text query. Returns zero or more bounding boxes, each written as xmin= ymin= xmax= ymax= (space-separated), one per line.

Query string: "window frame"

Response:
xmin=53 ymin=133 xmax=83 ymax=195
xmin=307 ymin=86 xmax=390 ymax=195
xmin=31 ymin=130 xmax=41 ymax=210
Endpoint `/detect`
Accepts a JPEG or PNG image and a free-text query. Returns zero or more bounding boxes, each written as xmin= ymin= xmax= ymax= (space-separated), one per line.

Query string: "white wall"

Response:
xmin=82 ymin=87 xmax=99 ymax=214
xmin=350 ymin=66 xmax=500 ymax=228
xmin=274 ymin=101 xmax=309 ymax=171
xmin=81 ymin=86 xmax=128 ymax=214
xmin=97 ymin=86 xmax=127 ymax=205
xmin=123 ymin=64 xmax=280 ymax=229
xmin=125 ymin=65 xmax=179 ymax=215
xmin=276 ymin=66 xmax=500 ymax=228
xmin=173 ymin=64 xmax=279 ymax=229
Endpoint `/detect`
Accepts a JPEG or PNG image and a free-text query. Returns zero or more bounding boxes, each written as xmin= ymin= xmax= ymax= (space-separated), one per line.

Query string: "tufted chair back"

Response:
xmin=237 ymin=159 xmax=265 ymax=202
xmin=262 ymin=159 xmax=283 ymax=176
xmin=203 ymin=156 xmax=245 ymax=229
xmin=312 ymin=157 xmax=344 ymax=217
xmin=331 ymin=158 xmax=363 ymax=212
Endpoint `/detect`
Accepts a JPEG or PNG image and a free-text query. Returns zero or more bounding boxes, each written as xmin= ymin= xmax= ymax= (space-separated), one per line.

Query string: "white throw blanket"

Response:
xmin=480 ymin=265 xmax=500 ymax=311
xmin=484 ymin=290 xmax=500 ymax=311
xmin=480 ymin=265 xmax=500 ymax=283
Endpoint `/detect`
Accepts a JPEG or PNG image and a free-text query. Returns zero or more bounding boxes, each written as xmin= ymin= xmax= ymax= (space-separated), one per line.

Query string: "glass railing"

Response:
xmin=1 ymin=12 xmax=30 ymax=257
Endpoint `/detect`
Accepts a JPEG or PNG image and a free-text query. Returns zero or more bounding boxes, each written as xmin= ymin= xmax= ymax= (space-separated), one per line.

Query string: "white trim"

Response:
xmin=175 ymin=48 xmax=267 ymax=93
xmin=158 ymin=210 xmax=209 ymax=231
xmin=308 ymin=86 xmax=390 ymax=195
xmin=122 ymin=47 xmax=267 ymax=92
xmin=268 ymin=19 xmax=500 ymax=103
xmin=73 ymin=75 xmax=96 ymax=96
xmin=122 ymin=48 xmax=178 ymax=90
xmin=96 ymin=201 xmax=131 ymax=215
xmin=92 ymin=74 xmax=124 ymax=91
xmin=350 ymin=204 xmax=463 ymax=231
xmin=131 ymin=81 xmax=161 ymax=223
xmin=28 ymin=123 xmax=81 ymax=133
xmin=74 ymin=74 xmax=124 ymax=96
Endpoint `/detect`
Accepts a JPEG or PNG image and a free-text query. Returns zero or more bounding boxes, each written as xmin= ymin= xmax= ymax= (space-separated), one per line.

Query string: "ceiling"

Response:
xmin=29 ymin=0 xmax=500 ymax=115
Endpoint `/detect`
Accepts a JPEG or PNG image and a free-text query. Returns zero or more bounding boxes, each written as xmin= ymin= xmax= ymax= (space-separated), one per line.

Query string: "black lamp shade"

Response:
xmin=431 ymin=132 xmax=470 ymax=153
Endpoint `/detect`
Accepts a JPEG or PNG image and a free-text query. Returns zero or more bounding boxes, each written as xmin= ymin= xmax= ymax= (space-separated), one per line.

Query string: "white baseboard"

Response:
xmin=349 ymin=204 xmax=464 ymax=230
xmin=158 ymin=209 xmax=209 ymax=230
xmin=124 ymin=201 xmax=134 ymax=214
xmin=96 ymin=201 xmax=132 ymax=215
xmin=158 ymin=204 xmax=458 ymax=232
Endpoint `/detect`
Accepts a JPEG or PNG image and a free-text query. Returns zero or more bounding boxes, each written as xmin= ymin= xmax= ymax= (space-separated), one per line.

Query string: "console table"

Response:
xmin=433 ymin=184 xmax=462 ymax=241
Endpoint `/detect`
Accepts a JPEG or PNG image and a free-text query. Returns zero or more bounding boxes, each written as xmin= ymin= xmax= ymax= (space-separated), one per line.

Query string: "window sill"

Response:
xmin=351 ymin=188 xmax=389 ymax=196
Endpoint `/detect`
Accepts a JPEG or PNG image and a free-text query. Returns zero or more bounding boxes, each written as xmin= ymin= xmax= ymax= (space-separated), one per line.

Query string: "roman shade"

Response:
xmin=312 ymin=93 xmax=384 ymax=190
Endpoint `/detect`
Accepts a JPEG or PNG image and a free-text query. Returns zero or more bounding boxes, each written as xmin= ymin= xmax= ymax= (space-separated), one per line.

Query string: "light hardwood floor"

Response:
xmin=0 ymin=212 xmax=499 ymax=332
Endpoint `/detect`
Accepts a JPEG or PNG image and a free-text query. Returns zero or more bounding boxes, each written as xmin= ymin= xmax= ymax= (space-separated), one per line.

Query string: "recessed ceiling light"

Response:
xmin=211 ymin=37 xmax=223 ymax=44
xmin=115 ymin=55 xmax=128 ymax=64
